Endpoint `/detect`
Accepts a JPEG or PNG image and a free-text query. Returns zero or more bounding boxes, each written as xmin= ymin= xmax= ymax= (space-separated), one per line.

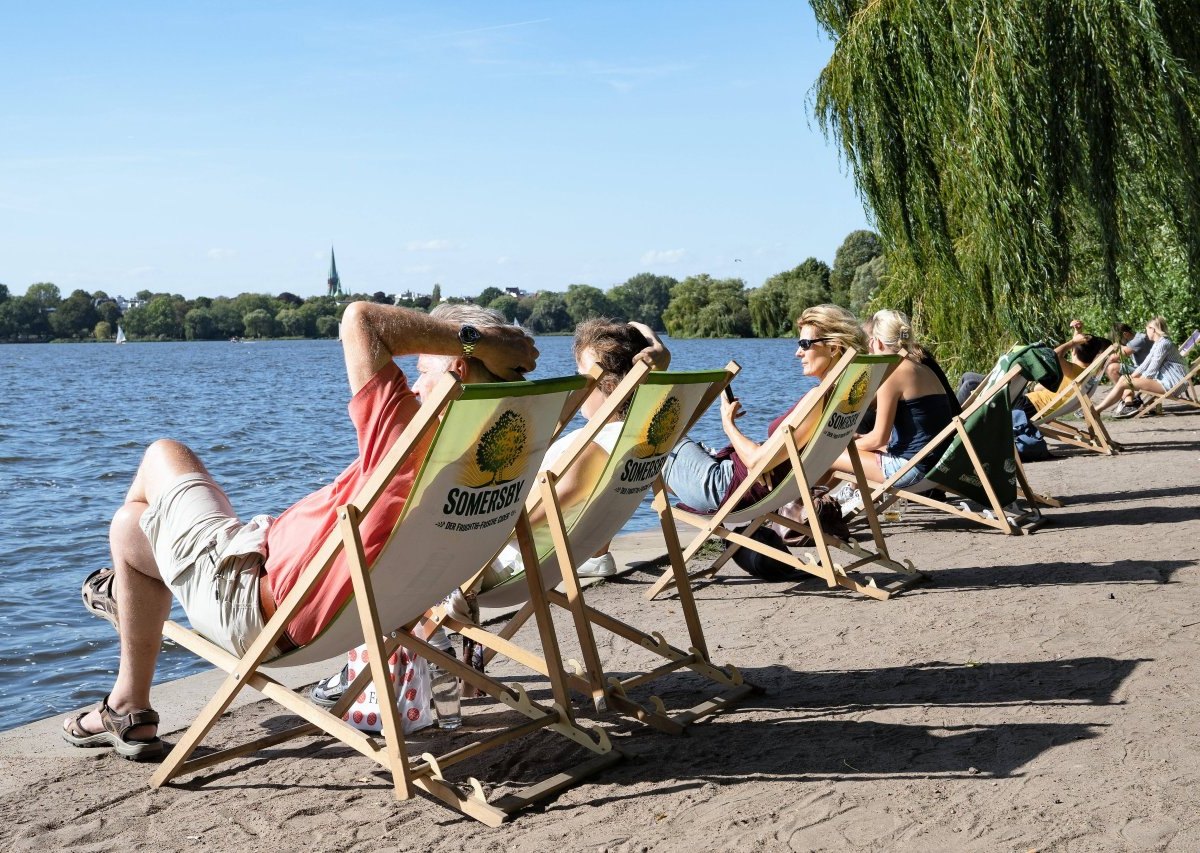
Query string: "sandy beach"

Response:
xmin=2 ymin=409 xmax=1197 ymax=852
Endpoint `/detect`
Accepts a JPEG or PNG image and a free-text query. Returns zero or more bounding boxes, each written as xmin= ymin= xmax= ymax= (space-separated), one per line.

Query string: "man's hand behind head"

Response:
xmin=474 ymin=326 xmax=539 ymax=381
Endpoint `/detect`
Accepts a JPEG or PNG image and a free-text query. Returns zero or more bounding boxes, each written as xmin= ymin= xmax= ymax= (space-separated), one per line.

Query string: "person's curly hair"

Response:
xmin=573 ymin=318 xmax=651 ymax=399
xmin=796 ymin=304 xmax=868 ymax=356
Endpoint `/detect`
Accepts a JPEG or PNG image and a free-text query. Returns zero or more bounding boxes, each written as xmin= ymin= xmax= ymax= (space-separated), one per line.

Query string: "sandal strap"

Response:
xmin=100 ymin=696 xmax=159 ymax=739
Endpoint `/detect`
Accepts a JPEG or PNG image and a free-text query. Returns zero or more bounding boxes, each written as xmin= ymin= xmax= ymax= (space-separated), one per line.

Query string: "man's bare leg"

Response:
xmin=66 ymin=439 xmax=221 ymax=742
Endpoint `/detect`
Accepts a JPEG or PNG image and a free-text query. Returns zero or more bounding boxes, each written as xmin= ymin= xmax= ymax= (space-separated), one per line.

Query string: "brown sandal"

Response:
xmin=62 ymin=695 xmax=163 ymax=761
xmin=82 ymin=567 xmax=119 ymax=631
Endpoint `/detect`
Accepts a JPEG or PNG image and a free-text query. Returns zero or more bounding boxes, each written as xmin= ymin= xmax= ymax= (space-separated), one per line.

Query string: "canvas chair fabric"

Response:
xmin=443 ymin=361 xmax=758 ymax=735
xmin=646 ymin=350 xmax=926 ymax=603
xmin=1028 ymin=343 xmax=1123 ymax=455
xmin=151 ymin=371 xmax=623 ymax=826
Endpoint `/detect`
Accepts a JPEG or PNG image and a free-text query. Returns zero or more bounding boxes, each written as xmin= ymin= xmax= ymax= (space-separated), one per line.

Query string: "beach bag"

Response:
xmin=1011 ymin=408 xmax=1052 ymax=462
xmin=342 ymin=643 xmax=434 ymax=735
xmin=727 ymin=524 xmax=803 ymax=581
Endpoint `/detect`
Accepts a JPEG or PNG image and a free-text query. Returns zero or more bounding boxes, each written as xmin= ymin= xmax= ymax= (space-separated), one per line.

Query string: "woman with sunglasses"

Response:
xmin=661 ymin=303 xmax=868 ymax=513
xmin=824 ymin=309 xmax=953 ymax=490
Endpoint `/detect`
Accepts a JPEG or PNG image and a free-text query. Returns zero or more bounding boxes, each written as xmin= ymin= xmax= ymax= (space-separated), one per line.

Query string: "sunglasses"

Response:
xmin=796 ymin=337 xmax=832 ymax=351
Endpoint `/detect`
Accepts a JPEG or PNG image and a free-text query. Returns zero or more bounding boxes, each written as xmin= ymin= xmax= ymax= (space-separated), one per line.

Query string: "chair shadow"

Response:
xmin=915 ymin=558 xmax=1189 ymax=591
xmin=1065 ymin=484 xmax=1200 ymax=505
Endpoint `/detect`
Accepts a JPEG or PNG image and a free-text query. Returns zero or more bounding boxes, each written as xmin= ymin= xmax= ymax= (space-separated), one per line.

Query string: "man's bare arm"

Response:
xmin=339 ymin=301 xmax=538 ymax=394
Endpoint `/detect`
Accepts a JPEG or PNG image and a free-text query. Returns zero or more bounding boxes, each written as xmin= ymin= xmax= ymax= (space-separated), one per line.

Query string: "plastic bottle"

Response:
xmin=428 ymin=627 xmax=462 ymax=730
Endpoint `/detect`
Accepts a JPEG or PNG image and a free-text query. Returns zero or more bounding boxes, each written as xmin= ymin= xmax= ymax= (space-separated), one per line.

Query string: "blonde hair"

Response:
xmin=796 ymin=304 xmax=868 ymax=356
xmin=870 ymin=309 xmax=924 ymax=359
xmin=1147 ymin=316 xmax=1169 ymax=338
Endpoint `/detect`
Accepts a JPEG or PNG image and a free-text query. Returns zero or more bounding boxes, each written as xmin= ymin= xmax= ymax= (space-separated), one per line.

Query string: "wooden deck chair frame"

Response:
xmin=151 ymin=371 xmax=623 ymax=827
xmin=842 ymin=363 xmax=1061 ymax=536
xmin=1132 ymin=333 xmax=1200 ymax=417
xmin=646 ymin=350 xmax=925 ymax=603
xmin=438 ymin=360 xmax=759 ymax=735
xmin=1029 ymin=344 xmax=1123 ymax=455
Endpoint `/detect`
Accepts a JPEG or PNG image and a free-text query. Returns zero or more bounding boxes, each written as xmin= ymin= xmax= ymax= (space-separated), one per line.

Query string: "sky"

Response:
xmin=0 ymin=2 xmax=869 ymax=301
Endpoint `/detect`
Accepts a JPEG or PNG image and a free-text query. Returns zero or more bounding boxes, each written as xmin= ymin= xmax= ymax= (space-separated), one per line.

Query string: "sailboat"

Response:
xmin=115 ymin=325 xmax=127 ymax=345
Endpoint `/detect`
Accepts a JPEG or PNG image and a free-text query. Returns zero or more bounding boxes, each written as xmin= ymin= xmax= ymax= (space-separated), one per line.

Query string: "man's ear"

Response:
xmin=447 ymin=355 xmax=473 ymax=382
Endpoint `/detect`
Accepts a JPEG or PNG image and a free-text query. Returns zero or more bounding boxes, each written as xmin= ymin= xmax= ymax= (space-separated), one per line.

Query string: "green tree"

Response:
xmin=475 ymin=286 xmax=505 ymax=307
xmin=209 ymin=299 xmax=245 ymax=338
xmin=0 ymin=283 xmax=10 ymax=303
xmin=811 ymin=1 xmax=1200 ymax=367
xmin=563 ymin=284 xmax=616 ymax=325
xmin=526 ymin=292 xmax=571 ymax=334
xmin=0 ymin=295 xmax=51 ymax=339
xmin=276 ymin=307 xmax=309 ymax=337
xmin=25 ymin=282 xmax=61 ymax=308
xmin=662 ymin=275 xmax=752 ymax=338
xmin=430 ymin=283 xmax=442 ymax=307
xmin=748 ymin=259 xmax=833 ymax=337
xmin=315 ymin=315 xmax=340 ymax=338
xmin=141 ymin=295 xmax=185 ymax=339
xmin=184 ymin=308 xmax=219 ymax=341
xmin=476 ymin=411 xmax=528 ymax=485
xmin=848 ymin=255 xmax=888 ymax=316
xmin=488 ymin=294 xmax=520 ymax=322
xmin=94 ymin=320 xmax=113 ymax=341
xmin=96 ymin=299 xmax=122 ymax=326
xmin=828 ymin=231 xmax=880 ymax=307
xmin=242 ymin=308 xmax=275 ymax=338
xmin=610 ymin=273 xmax=676 ymax=329
xmin=50 ymin=289 xmax=99 ymax=339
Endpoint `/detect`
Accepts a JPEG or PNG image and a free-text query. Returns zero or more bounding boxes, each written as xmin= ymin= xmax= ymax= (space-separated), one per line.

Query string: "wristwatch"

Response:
xmin=458 ymin=324 xmax=481 ymax=357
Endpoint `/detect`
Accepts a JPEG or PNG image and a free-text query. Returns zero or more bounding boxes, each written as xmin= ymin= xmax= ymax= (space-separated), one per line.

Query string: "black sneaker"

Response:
xmin=309 ymin=665 xmax=349 ymax=709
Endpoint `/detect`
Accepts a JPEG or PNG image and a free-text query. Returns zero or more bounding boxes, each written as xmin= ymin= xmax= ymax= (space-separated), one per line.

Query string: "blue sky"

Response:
xmin=0 ymin=2 xmax=869 ymax=300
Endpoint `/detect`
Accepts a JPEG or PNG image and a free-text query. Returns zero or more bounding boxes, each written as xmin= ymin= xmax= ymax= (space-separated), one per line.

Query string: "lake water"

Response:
xmin=0 ymin=336 xmax=815 ymax=731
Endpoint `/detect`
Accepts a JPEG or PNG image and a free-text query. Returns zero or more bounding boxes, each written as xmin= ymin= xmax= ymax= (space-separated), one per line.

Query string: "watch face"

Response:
xmin=459 ymin=324 xmax=481 ymax=345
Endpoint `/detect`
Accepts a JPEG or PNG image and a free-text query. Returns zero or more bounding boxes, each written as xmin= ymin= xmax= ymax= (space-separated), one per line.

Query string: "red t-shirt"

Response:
xmin=264 ymin=361 xmax=428 ymax=646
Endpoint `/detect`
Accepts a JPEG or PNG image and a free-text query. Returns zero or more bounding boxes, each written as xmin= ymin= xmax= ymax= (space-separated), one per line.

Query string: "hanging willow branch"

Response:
xmin=810 ymin=0 xmax=1200 ymax=367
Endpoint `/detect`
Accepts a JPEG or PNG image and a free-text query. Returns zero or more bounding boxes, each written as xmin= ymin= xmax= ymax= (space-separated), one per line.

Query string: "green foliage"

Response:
xmin=94 ymin=320 xmax=112 ymax=341
xmin=748 ymin=259 xmax=833 ymax=337
xmin=275 ymin=307 xmax=309 ymax=337
xmin=848 ymin=255 xmax=888 ymax=316
xmin=563 ymin=284 xmax=617 ymax=325
xmin=475 ymin=286 xmax=505 ymax=307
xmin=610 ymin=273 xmax=676 ymax=329
xmin=0 ymin=283 xmax=9 ymax=303
xmin=526 ymin=292 xmax=571 ymax=333
xmin=431 ymin=283 xmax=442 ymax=307
xmin=662 ymin=275 xmax=752 ymax=338
xmin=50 ymin=289 xmax=99 ymax=339
xmin=315 ymin=315 xmax=339 ymax=338
xmin=645 ymin=396 xmax=682 ymax=454
xmin=829 ymin=231 xmax=881 ymax=307
xmin=184 ymin=308 xmax=218 ymax=341
xmin=487 ymin=294 xmax=520 ymax=322
xmin=476 ymin=410 xmax=527 ymax=484
xmin=25 ymin=282 xmax=61 ymax=308
xmin=811 ymin=0 xmax=1200 ymax=369
xmin=242 ymin=308 xmax=274 ymax=338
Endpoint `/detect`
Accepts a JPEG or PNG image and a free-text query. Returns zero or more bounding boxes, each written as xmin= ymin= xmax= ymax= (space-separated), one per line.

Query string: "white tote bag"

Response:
xmin=340 ymin=643 xmax=434 ymax=735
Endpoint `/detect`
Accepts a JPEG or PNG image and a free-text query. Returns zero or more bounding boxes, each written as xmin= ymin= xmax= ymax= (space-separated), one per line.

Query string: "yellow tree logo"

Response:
xmin=633 ymin=395 xmax=682 ymax=459
xmin=461 ymin=409 xmax=530 ymax=487
xmin=836 ymin=370 xmax=872 ymax=414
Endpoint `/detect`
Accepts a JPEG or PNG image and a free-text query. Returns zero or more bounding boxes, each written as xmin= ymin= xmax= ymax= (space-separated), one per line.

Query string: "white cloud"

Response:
xmin=207 ymin=248 xmax=236 ymax=261
xmin=405 ymin=239 xmax=455 ymax=251
xmin=640 ymin=248 xmax=686 ymax=265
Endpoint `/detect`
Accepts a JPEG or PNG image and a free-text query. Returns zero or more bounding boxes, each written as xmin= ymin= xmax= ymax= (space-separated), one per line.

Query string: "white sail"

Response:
xmin=115 ymin=325 xmax=127 ymax=344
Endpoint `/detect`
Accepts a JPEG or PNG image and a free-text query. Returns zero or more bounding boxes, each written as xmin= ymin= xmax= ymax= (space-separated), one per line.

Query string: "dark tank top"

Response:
xmin=888 ymin=393 xmax=953 ymax=469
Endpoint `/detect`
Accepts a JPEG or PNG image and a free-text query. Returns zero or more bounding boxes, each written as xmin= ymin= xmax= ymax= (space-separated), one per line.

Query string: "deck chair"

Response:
xmin=438 ymin=360 xmax=757 ymax=735
xmin=1131 ymin=331 xmax=1200 ymax=418
xmin=844 ymin=354 xmax=1061 ymax=536
xmin=1028 ymin=343 xmax=1123 ymax=455
xmin=646 ymin=350 xmax=926 ymax=603
xmin=151 ymin=371 xmax=623 ymax=827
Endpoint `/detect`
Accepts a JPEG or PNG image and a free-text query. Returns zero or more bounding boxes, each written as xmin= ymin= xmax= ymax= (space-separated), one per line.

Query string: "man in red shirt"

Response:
xmin=63 ymin=300 xmax=536 ymax=759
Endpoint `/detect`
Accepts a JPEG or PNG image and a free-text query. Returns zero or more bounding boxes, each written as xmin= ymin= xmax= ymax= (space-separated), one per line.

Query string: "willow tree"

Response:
xmin=810 ymin=0 xmax=1200 ymax=369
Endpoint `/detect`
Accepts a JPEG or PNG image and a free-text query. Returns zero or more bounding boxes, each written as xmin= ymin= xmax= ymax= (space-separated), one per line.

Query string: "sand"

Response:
xmin=2 ymin=410 xmax=1197 ymax=852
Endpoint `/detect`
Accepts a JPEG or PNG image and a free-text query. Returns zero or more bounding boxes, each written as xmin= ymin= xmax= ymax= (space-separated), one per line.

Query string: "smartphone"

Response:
xmin=723 ymin=385 xmax=736 ymax=403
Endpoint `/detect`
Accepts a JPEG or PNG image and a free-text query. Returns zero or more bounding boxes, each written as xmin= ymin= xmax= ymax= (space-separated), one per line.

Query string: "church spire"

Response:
xmin=327 ymin=247 xmax=343 ymax=298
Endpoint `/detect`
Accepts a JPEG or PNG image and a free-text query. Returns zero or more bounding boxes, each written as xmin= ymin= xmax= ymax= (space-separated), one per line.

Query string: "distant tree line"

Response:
xmin=0 ymin=231 xmax=891 ymax=343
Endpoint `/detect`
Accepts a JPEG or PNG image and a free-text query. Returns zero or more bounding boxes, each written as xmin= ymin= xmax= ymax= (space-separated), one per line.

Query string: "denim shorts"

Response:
xmin=878 ymin=453 xmax=926 ymax=490
xmin=661 ymin=438 xmax=735 ymax=513
xmin=139 ymin=474 xmax=276 ymax=660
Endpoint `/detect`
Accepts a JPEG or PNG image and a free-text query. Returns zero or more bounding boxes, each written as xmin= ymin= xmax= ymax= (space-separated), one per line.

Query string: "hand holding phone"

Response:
xmin=723 ymin=385 xmax=735 ymax=403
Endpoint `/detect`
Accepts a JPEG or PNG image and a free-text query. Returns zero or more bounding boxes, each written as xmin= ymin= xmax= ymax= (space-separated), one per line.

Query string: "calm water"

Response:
xmin=0 ymin=336 xmax=815 ymax=731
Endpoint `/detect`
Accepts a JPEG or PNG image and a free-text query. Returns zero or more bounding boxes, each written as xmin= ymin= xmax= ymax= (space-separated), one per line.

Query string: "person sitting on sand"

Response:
xmin=65 ymin=301 xmax=536 ymax=760
xmin=1095 ymin=316 xmax=1189 ymax=418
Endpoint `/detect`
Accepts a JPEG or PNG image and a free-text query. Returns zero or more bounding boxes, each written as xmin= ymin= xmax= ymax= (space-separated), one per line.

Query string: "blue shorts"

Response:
xmin=878 ymin=453 xmax=925 ymax=490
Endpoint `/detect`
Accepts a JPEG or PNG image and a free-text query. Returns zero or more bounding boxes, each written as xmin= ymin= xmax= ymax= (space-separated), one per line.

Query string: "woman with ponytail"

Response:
xmin=825 ymin=309 xmax=954 ymax=489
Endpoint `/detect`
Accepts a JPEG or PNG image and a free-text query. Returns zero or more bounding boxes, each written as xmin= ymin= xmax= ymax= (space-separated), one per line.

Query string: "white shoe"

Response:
xmin=576 ymin=553 xmax=617 ymax=578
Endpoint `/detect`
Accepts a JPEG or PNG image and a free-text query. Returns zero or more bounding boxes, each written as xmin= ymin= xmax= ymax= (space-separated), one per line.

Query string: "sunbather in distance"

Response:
xmin=1095 ymin=316 xmax=1190 ymax=417
xmin=65 ymin=301 xmax=537 ymax=759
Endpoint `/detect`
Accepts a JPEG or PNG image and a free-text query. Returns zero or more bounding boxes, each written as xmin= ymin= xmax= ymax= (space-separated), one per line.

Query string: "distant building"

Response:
xmin=504 ymin=286 xmax=527 ymax=298
xmin=327 ymin=247 xmax=343 ymax=298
